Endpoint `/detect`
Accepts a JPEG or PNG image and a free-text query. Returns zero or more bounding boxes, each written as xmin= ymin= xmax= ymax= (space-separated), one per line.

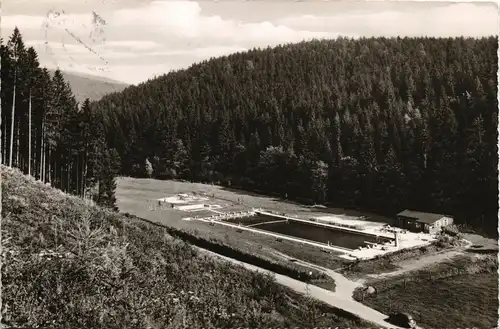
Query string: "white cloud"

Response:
xmin=278 ymin=3 xmax=498 ymax=37
xmin=102 ymin=40 xmax=163 ymax=50
xmin=2 ymin=11 xmax=93 ymax=31
xmin=2 ymin=15 xmax=46 ymax=30
xmin=27 ymin=40 xmax=88 ymax=53
xmin=109 ymin=1 xmax=335 ymax=43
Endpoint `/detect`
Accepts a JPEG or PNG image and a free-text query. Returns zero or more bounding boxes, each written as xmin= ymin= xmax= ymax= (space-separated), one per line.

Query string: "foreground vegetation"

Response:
xmin=95 ymin=36 xmax=498 ymax=234
xmin=353 ymin=255 xmax=498 ymax=329
xmin=1 ymin=166 xmax=364 ymax=328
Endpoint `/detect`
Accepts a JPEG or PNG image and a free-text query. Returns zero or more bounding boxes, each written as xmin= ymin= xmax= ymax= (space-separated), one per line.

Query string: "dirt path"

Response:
xmin=366 ymin=248 xmax=467 ymax=280
xmin=364 ymin=239 xmax=480 ymax=281
xmin=197 ymin=247 xmax=405 ymax=329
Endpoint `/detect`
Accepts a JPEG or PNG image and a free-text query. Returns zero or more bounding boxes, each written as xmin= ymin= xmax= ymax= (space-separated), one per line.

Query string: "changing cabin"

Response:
xmin=396 ymin=210 xmax=454 ymax=234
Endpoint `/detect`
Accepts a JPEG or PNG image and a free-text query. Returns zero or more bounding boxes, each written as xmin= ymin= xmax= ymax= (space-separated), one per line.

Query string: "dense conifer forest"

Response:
xmin=92 ymin=36 xmax=498 ymax=234
xmin=0 ymin=28 xmax=119 ymax=209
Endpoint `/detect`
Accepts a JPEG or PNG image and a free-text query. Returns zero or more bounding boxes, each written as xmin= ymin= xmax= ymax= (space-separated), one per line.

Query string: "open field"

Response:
xmin=462 ymin=233 xmax=499 ymax=252
xmin=354 ymin=254 xmax=498 ymax=329
xmin=116 ymin=177 xmax=441 ymax=267
xmin=364 ymin=272 xmax=498 ymax=329
xmin=117 ymin=177 xmax=391 ymax=223
xmin=116 ymin=177 xmax=382 ymax=269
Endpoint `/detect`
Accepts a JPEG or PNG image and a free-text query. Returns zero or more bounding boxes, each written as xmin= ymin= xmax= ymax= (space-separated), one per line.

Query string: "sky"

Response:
xmin=2 ymin=0 xmax=499 ymax=85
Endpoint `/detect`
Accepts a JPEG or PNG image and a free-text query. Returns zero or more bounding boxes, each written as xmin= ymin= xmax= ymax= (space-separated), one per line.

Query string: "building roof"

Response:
xmin=396 ymin=210 xmax=452 ymax=224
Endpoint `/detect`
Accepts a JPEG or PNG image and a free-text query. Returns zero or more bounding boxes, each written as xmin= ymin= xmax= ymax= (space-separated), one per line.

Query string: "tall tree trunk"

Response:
xmin=40 ymin=120 xmax=45 ymax=181
xmin=0 ymin=77 xmax=2 ymax=166
xmin=67 ymin=160 xmax=71 ymax=193
xmin=28 ymin=91 xmax=32 ymax=176
xmin=55 ymin=158 xmax=58 ymax=188
xmin=42 ymin=144 xmax=46 ymax=183
xmin=0 ymin=50 xmax=2 ymax=326
xmin=16 ymin=121 xmax=20 ymax=169
xmin=60 ymin=161 xmax=64 ymax=191
xmin=1 ymin=121 xmax=5 ymax=165
xmin=76 ymin=154 xmax=80 ymax=196
xmin=82 ymin=148 xmax=88 ymax=198
xmin=9 ymin=69 xmax=16 ymax=167
xmin=0 ymin=113 xmax=2 ymax=166
xmin=47 ymin=149 xmax=51 ymax=185
xmin=56 ymin=160 xmax=59 ymax=189
xmin=3 ymin=120 xmax=8 ymax=165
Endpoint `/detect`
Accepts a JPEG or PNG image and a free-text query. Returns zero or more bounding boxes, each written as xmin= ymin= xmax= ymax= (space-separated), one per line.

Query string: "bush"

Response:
xmin=435 ymin=232 xmax=463 ymax=248
xmin=442 ymin=224 xmax=460 ymax=237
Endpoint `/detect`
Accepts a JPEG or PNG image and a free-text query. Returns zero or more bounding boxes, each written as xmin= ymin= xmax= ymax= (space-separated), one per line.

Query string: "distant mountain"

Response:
xmin=48 ymin=69 xmax=129 ymax=103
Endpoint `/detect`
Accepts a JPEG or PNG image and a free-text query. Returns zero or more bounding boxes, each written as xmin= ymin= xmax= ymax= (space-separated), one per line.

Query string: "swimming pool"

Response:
xmin=228 ymin=215 xmax=393 ymax=250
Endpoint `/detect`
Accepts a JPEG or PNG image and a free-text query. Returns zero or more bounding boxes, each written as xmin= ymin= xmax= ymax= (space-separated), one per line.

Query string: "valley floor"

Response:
xmin=116 ymin=176 xmax=499 ymax=329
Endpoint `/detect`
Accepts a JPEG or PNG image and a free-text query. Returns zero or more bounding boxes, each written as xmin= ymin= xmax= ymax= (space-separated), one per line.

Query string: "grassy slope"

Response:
xmin=354 ymin=255 xmax=499 ymax=329
xmin=1 ymin=166 xmax=367 ymax=328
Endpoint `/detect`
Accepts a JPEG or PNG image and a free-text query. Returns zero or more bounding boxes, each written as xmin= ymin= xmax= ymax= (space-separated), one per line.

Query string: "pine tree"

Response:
xmin=83 ymin=103 xmax=107 ymax=200
xmin=25 ymin=47 xmax=40 ymax=177
xmin=36 ymin=69 xmax=52 ymax=182
xmin=98 ymin=148 xmax=121 ymax=210
xmin=145 ymin=158 xmax=153 ymax=178
xmin=7 ymin=28 xmax=25 ymax=168
xmin=309 ymin=160 xmax=328 ymax=203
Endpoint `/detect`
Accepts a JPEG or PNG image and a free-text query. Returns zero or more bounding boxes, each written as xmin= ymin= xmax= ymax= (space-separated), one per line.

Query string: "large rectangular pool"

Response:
xmin=228 ymin=215 xmax=393 ymax=250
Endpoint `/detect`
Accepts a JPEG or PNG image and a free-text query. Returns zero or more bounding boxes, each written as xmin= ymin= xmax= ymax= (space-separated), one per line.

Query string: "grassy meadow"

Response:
xmin=354 ymin=254 xmax=499 ymax=329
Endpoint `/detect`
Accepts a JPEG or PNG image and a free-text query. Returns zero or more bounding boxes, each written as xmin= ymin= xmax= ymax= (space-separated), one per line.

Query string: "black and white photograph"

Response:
xmin=0 ymin=0 xmax=498 ymax=328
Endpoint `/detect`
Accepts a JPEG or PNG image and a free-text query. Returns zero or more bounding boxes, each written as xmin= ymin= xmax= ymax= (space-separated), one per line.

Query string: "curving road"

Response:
xmin=197 ymin=247 xmax=406 ymax=329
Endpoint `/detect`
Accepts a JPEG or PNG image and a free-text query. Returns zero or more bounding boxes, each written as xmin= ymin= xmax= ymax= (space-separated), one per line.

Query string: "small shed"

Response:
xmin=396 ymin=210 xmax=454 ymax=234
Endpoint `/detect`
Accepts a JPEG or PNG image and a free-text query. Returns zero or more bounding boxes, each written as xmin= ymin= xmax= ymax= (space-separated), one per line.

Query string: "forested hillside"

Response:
xmin=93 ymin=37 xmax=498 ymax=234
xmin=0 ymin=28 xmax=119 ymax=209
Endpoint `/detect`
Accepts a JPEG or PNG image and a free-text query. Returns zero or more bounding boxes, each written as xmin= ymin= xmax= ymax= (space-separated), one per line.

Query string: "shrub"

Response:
xmin=442 ymin=224 xmax=461 ymax=237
